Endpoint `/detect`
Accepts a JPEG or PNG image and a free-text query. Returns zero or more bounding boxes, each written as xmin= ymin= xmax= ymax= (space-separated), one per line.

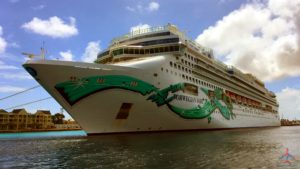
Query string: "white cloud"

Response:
xmin=196 ymin=0 xmax=300 ymax=82
xmin=0 ymin=26 xmax=7 ymax=54
xmin=276 ymin=87 xmax=300 ymax=119
xmin=22 ymin=16 xmax=78 ymax=38
xmin=32 ymin=5 xmax=46 ymax=10
xmin=59 ymin=50 xmax=73 ymax=61
xmin=9 ymin=0 xmax=19 ymax=3
xmin=126 ymin=2 xmax=160 ymax=13
xmin=147 ymin=2 xmax=159 ymax=11
xmin=130 ymin=23 xmax=151 ymax=32
xmin=0 ymin=60 xmax=19 ymax=70
xmin=0 ymin=71 xmax=32 ymax=80
xmin=0 ymin=85 xmax=25 ymax=93
xmin=8 ymin=42 xmax=20 ymax=48
xmin=81 ymin=41 xmax=101 ymax=63
xmin=125 ymin=6 xmax=136 ymax=12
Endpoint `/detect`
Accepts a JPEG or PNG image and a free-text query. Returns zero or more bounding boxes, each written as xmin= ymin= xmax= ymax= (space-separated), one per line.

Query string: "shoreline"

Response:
xmin=0 ymin=128 xmax=82 ymax=133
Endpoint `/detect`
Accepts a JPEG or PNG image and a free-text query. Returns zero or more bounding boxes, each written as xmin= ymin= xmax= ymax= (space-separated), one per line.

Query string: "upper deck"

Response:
xmin=95 ymin=24 xmax=274 ymax=100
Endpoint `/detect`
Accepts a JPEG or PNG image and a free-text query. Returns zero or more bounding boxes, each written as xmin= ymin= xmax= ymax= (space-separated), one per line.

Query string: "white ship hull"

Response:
xmin=23 ymin=59 xmax=280 ymax=134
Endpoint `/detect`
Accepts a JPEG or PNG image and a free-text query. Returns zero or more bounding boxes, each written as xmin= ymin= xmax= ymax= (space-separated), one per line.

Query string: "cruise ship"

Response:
xmin=23 ymin=24 xmax=280 ymax=135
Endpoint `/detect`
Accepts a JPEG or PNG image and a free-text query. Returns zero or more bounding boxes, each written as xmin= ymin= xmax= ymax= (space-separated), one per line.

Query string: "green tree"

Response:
xmin=52 ymin=113 xmax=65 ymax=124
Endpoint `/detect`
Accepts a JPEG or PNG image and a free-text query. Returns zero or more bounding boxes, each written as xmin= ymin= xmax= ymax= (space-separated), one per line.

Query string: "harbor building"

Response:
xmin=0 ymin=109 xmax=54 ymax=131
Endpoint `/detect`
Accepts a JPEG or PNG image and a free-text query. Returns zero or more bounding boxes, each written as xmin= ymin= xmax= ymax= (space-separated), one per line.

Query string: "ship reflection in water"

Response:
xmin=1 ymin=127 xmax=300 ymax=169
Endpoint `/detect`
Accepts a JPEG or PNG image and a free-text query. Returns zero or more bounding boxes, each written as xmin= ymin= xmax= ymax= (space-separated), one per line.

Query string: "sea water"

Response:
xmin=0 ymin=127 xmax=300 ymax=169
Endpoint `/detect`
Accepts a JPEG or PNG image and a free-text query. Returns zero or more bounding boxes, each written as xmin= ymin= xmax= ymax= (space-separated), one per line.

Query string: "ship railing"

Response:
xmin=213 ymin=59 xmax=228 ymax=70
xmin=110 ymin=24 xmax=215 ymax=61
xmin=110 ymin=25 xmax=169 ymax=46
xmin=186 ymin=38 xmax=213 ymax=58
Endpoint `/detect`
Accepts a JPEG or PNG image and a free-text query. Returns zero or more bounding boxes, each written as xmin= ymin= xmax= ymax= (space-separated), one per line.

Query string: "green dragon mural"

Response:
xmin=55 ymin=75 xmax=235 ymax=122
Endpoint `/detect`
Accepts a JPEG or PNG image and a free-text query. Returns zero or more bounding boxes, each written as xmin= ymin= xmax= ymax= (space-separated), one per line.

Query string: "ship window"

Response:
xmin=159 ymin=47 xmax=164 ymax=52
xmin=115 ymin=103 xmax=132 ymax=119
xmin=170 ymin=46 xmax=174 ymax=51
xmin=140 ymin=49 xmax=144 ymax=54
xmin=124 ymin=48 xmax=128 ymax=54
xmin=166 ymin=46 xmax=170 ymax=52
xmin=128 ymin=49 xmax=134 ymax=54
xmin=155 ymin=48 xmax=159 ymax=53
xmin=134 ymin=49 xmax=139 ymax=54
xmin=183 ymin=83 xmax=198 ymax=96
xmin=97 ymin=50 xmax=110 ymax=58
xmin=150 ymin=48 xmax=154 ymax=54
xmin=174 ymin=46 xmax=179 ymax=51
xmin=145 ymin=49 xmax=150 ymax=54
xmin=133 ymin=38 xmax=179 ymax=46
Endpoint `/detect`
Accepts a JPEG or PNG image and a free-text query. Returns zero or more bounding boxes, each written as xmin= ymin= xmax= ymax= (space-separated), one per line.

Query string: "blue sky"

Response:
xmin=0 ymin=0 xmax=299 ymax=119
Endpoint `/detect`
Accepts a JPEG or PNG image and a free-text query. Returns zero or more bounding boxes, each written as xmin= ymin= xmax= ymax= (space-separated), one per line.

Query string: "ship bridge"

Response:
xmin=95 ymin=24 xmax=213 ymax=64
